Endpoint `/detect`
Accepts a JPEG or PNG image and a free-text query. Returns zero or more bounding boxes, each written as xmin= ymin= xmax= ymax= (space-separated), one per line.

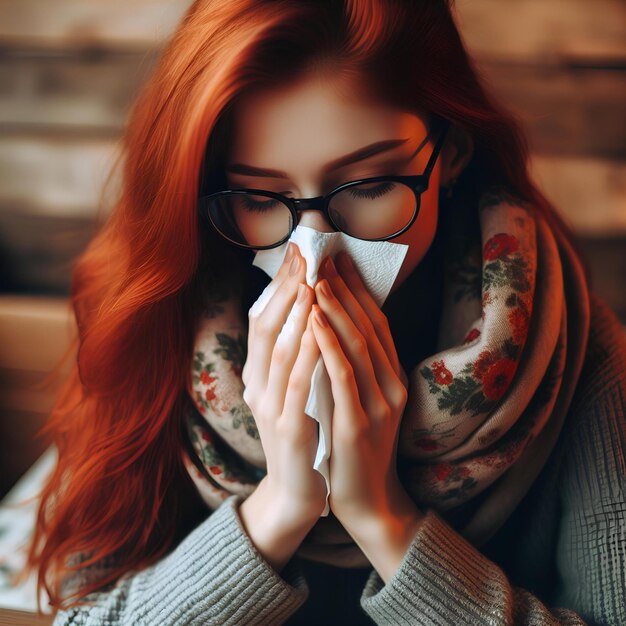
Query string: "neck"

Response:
xmin=382 ymin=225 xmax=445 ymax=374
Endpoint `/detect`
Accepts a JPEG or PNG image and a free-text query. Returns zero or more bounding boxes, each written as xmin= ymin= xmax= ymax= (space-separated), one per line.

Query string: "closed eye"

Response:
xmin=346 ymin=181 xmax=396 ymax=200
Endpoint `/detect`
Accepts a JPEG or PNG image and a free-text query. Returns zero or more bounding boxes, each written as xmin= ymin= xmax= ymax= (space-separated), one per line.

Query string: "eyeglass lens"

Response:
xmin=207 ymin=180 xmax=417 ymax=248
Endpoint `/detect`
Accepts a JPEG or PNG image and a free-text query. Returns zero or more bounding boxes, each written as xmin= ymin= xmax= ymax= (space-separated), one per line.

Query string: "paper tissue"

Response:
xmin=250 ymin=225 xmax=409 ymax=516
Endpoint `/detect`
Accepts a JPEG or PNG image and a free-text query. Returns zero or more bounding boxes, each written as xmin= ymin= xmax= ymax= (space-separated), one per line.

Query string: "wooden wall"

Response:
xmin=0 ymin=0 xmax=624 ymax=495
xmin=0 ymin=0 xmax=624 ymax=297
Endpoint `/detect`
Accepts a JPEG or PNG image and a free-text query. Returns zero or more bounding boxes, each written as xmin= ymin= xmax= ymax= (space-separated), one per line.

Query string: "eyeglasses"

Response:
xmin=198 ymin=117 xmax=450 ymax=250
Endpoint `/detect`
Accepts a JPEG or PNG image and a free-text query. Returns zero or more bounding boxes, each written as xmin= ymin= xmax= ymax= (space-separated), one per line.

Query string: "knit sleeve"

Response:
xmin=51 ymin=494 xmax=309 ymax=626
xmin=360 ymin=297 xmax=626 ymax=626
xmin=359 ymin=505 xmax=595 ymax=625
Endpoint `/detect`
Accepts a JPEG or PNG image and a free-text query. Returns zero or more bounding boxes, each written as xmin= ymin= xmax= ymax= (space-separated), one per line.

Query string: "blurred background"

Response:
xmin=0 ymin=0 xmax=625 ymax=536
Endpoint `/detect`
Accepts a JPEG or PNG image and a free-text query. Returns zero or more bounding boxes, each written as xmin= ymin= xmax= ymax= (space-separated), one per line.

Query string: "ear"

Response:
xmin=439 ymin=124 xmax=474 ymax=185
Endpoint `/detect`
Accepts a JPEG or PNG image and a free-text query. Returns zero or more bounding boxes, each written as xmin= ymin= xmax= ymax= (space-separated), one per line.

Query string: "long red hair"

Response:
xmin=21 ymin=0 xmax=591 ymax=614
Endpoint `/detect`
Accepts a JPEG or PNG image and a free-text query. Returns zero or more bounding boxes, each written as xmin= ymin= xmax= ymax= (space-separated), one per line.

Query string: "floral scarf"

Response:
xmin=181 ymin=185 xmax=590 ymax=567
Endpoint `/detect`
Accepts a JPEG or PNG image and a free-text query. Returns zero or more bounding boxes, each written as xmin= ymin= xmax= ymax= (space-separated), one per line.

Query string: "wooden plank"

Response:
xmin=0 ymin=52 xmax=158 ymax=133
xmin=529 ymin=154 xmax=626 ymax=236
xmin=0 ymin=295 xmax=75 ymax=371
xmin=479 ymin=61 xmax=626 ymax=159
xmin=0 ymin=607 xmax=53 ymax=625
xmin=0 ymin=135 xmax=121 ymax=217
xmin=576 ymin=236 xmax=626 ymax=323
xmin=0 ymin=0 xmax=192 ymax=49
xmin=455 ymin=0 xmax=626 ymax=62
xmin=0 ymin=207 xmax=96 ymax=292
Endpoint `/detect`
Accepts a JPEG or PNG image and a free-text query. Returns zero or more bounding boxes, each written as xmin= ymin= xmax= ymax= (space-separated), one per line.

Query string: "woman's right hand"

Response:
xmin=241 ymin=241 xmax=327 ymax=527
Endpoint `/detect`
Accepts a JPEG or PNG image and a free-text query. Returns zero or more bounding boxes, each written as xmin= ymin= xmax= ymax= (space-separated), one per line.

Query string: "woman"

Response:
xmin=22 ymin=0 xmax=626 ymax=624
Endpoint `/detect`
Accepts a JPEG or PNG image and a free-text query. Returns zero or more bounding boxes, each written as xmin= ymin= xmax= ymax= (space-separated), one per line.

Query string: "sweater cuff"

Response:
xmin=360 ymin=507 xmax=510 ymax=625
xmin=140 ymin=494 xmax=309 ymax=625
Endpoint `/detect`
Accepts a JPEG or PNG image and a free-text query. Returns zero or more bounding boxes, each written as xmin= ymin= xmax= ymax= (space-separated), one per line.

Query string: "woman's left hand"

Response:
xmin=311 ymin=250 xmax=420 ymax=539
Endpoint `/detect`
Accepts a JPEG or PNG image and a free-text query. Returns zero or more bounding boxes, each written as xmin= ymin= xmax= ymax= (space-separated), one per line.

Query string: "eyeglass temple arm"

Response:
xmin=423 ymin=119 xmax=451 ymax=180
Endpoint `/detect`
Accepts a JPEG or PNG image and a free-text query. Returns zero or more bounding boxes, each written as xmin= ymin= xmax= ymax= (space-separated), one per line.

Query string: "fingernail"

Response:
xmin=313 ymin=305 xmax=328 ymax=327
xmin=323 ymin=256 xmax=338 ymax=277
xmin=289 ymin=254 xmax=299 ymax=276
xmin=319 ymin=278 xmax=333 ymax=298
xmin=296 ymin=283 xmax=307 ymax=303
xmin=338 ymin=251 xmax=354 ymax=273
xmin=285 ymin=242 xmax=295 ymax=262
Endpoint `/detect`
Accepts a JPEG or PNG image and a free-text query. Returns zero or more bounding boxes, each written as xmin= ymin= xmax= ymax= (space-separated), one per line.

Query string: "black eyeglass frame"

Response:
xmin=198 ymin=117 xmax=451 ymax=250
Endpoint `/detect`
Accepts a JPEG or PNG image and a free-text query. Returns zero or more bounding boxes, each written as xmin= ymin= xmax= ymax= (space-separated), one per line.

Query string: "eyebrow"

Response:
xmin=225 ymin=138 xmax=413 ymax=179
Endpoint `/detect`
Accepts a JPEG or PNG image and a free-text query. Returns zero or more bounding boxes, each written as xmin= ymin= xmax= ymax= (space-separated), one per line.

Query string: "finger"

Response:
xmin=319 ymin=254 xmax=403 ymax=396
xmin=334 ymin=251 xmax=402 ymax=377
xmin=244 ymin=242 xmax=297 ymax=384
xmin=314 ymin=277 xmax=386 ymax=419
xmin=247 ymin=246 xmax=306 ymax=391
xmin=265 ymin=282 xmax=313 ymax=416
xmin=310 ymin=304 xmax=371 ymax=431
xmin=282 ymin=311 xmax=321 ymax=435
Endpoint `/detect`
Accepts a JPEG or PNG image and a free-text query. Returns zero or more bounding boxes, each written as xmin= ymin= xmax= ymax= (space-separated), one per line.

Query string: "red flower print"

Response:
xmin=209 ymin=466 xmax=222 ymax=475
xmin=472 ymin=350 xmax=497 ymax=380
xmin=200 ymin=370 xmax=214 ymax=385
xmin=431 ymin=360 xmax=453 ymax=385
xmin=508 ymin=307 xmax=529 ymax=345
xmin=201 ymin=431 xmax=214 ymax=444
xmin=205 ymin=387 xmax=216 ymax=402
xmin=415 ymin=437 xmax=440 ymax=451
xmin=484 ymin=233 xmax=520 ymax=261
xmin=464 ymin=328 xmax=481 ymax=344
xmin=434 ymin=463 xmax=453 ymax=481
xmin=482 ymin=358 xmax=517 ymax=401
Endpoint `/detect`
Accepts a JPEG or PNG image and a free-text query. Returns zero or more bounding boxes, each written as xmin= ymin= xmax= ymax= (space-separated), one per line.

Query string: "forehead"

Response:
xmin=227 ymin=73 xmax=428 ymax=172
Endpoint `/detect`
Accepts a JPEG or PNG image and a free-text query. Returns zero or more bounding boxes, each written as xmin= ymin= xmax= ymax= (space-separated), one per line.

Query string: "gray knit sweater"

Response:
xmin=51 ymin=293 xmax=626 ymax=625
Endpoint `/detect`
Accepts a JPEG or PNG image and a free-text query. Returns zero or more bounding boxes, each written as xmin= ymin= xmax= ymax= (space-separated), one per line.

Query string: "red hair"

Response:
xmin=21 ymin=0 xmax=591 ymax=615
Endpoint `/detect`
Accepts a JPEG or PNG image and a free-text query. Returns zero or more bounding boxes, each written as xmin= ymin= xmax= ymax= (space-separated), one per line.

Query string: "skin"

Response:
xmin=236 ymin=69 xmax=474 ymax=582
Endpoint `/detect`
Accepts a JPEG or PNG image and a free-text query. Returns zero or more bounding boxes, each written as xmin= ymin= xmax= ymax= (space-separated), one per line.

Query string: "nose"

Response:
xmin=296 ymin=208 xmax=335 ymax=233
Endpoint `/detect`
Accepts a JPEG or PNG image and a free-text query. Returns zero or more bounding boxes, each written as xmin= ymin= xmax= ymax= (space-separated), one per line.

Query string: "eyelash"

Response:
xmin=240 ymin=181 xmax=396 ymax=213
xmin=241 ymin=197 xmax=280 ymax=212
xmin=348 ymin=181 xmax=395 ymax=199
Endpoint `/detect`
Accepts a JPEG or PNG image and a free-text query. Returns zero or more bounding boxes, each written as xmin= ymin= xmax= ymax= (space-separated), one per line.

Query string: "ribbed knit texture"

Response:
xmin=52 ymin=293 xmax=626 ymax=625
xmin=53 ymin=495 xmax=309 ymax=625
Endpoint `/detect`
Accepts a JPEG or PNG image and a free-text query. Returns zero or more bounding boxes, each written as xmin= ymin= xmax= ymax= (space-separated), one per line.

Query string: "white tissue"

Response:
xmin=250 ymin=225 xmax=409 ymax=516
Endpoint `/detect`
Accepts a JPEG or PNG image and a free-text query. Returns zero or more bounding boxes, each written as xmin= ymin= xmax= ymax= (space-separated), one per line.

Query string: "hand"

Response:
xmin=311 ymin=250 xmax=418 ymax=536
xmin=242 ymin=242 xmax=327 ymax=526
